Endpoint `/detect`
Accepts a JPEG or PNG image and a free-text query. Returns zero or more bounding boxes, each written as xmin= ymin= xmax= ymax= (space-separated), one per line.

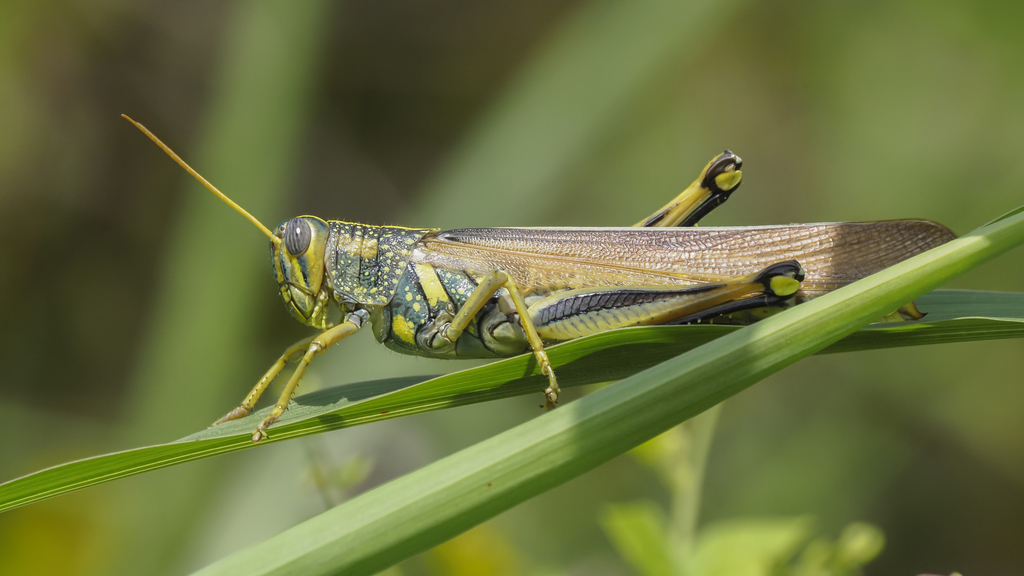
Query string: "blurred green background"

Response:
xmin=1 ymin=1 xmax=1022 ymax=574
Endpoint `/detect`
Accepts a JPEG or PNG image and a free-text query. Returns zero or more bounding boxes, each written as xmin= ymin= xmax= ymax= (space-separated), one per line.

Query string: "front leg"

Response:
xmin=252 ymin=309 xmax=369 ymax=442
xmin=212 ymin=334 xmax=318 ymax=427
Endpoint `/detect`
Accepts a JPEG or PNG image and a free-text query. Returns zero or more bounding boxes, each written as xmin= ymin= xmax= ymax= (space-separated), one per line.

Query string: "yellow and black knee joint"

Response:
xmin=680 ymin=150 xmax=744 ymax=227
xmin=701 ymin=150 xmax=743 ymax=194
xmin=754 ymin=260 xmax=805 ymax=298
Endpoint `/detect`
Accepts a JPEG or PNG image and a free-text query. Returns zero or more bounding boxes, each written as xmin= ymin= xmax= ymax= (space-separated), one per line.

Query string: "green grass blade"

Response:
xmin=109 ymin=3 xmax=333 ymax=573
xmin=125 ymin=2 xmax=331 ymax=443
xmin=1 ymin=289 xmax=1022 ymax=514
xmin=187 ymin=204 xmax=1024 ymax=576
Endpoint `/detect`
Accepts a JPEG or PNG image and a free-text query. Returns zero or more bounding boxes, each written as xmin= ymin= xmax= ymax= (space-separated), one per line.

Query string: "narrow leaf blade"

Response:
xmin=1 ymin=289 xmax=1022 ymax=514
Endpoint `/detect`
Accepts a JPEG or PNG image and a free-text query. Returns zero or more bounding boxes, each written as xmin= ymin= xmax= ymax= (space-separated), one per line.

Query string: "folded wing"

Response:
xmin=413 ymin=221 xmax=955 ymax=295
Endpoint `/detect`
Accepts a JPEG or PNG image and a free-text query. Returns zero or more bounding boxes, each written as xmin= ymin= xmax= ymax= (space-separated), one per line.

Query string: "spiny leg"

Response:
xmin=212 ymin=334 xmax=317 ymax=426
xmin=252 ymin=310 xmax=369 ymax=442
xmin=629 ymin=152 xmax=798 ymax=328
xmin=636 ymin=151 xmax=743 ymax=228
xmin=639 ymin=152 xmax=928 ymax=322
xmin=434 ymin=269 xmax=560 ymax=409
xmin=502 ymin=274 xmax=560 ymax=408
xmin=527 ymin=261 xmax=805 ymax=342
xmin=637 ymin=154 xmax=925 ymax=321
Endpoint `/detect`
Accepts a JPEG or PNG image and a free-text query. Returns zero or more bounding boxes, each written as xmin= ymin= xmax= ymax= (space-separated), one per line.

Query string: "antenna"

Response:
xmin=121 ymin=114 xmax=281 ymax=245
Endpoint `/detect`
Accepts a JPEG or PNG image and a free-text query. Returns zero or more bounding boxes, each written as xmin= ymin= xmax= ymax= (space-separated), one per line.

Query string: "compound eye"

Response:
xmin=284 ymin=217 xmax=312 ymax=256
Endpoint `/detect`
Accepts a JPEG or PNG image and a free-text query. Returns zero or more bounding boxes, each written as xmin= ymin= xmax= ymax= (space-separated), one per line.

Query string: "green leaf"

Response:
xmin=600 ymin=501 xmax=677 ymax=576
xmin=1 ymin=289 xmax=1023 ymax=514
xmin=832 ymin=522 xmax=886 ymax=569
xmin=689 ymin=517 xmax=814 ymax=576
xmin=980 ymin=203 xmax=1024 ymax=228
xmin=790 ymin=522 xmax=886 ymax=576
xmin=181 ymin=207 xmax=1024 ymax=575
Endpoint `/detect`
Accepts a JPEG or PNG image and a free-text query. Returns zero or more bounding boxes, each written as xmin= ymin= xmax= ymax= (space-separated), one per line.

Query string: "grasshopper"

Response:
xmin=123 ymin=116 xmax=956 ymax=442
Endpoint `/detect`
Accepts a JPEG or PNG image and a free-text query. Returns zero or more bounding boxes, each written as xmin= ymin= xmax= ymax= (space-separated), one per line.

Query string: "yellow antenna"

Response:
xmin=121 ymin=114 xmax=281 ymax=246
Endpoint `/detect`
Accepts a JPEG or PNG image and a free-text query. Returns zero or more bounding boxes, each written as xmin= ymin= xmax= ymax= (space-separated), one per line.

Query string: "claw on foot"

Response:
xmin=542 ymin=386 xmax=559 ymax=410
xmin=540 ymin=361 xmax=561 ymax=410
xmin=251 ymin=412 xmax=281 ymax=442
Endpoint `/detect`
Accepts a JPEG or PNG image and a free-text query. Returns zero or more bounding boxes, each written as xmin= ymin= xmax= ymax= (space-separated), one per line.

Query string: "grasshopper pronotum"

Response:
xmin=123 ymin=115 xmax=955 ymax=442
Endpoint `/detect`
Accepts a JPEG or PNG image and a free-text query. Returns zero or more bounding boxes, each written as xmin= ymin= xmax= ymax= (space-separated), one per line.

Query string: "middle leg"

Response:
xmin=426 ymin=268 xmax=561 ymax=408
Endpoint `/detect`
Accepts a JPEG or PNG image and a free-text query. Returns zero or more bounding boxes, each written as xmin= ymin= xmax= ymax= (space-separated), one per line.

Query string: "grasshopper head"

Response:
xmin=119 ymin=116 xmax=336 ymax=329
xmin=272 ymin=216 xmax=332 ymax=329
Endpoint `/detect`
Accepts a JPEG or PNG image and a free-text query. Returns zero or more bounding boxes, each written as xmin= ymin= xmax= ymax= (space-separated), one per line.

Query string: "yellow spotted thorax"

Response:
xmin=325 ymin=221 xmax=435 ymax=306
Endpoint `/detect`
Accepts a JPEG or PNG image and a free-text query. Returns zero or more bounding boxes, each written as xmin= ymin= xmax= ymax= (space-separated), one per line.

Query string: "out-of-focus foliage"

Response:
xmin=605 ymin=510 xmax=885 ymax=576
xmin=1 ymin=0 xmax=1022 ymax=575
xmin=606 ymin=418 xmax=885 ymax=576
